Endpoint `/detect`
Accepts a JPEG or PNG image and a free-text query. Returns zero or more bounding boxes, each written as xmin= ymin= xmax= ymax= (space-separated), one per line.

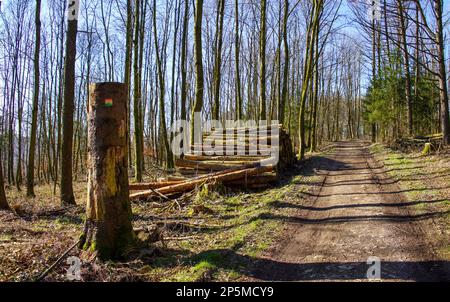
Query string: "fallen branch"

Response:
xmin=165 ymin=236 xmax=199 ymax=241
xmin=34 ymin=239 xmax=81 ymax=282
xmin=147 ymin=187 xmax=171 ymax=201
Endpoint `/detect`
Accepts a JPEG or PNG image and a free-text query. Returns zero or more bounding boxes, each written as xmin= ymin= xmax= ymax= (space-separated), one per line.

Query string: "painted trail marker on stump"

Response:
xmin=80 ymin=82 xmax=135 ymax=260
xmin=104 ymin=98 xmax=113 ymax=107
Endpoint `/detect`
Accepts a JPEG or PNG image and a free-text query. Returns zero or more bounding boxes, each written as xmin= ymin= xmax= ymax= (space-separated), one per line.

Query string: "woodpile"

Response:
xmin=178 ymin=124 xmax=294 ymax=175
xmin=130 ymin=125 xmax=295 ymax=201
xmin=390 ymin=133 xmax=443 ymax=153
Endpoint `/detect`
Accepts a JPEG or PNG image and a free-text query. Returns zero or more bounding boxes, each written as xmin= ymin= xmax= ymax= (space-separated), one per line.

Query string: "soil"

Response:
xmin=249 ymin=141 xmax=450 ymax=281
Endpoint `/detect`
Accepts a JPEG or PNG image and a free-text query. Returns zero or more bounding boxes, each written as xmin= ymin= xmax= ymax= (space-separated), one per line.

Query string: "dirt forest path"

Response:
xmin=251 ymin=141 xmax=450 ymax=281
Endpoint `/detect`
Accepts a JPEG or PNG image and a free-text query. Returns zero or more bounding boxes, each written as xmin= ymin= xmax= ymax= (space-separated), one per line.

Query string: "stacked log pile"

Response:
xmin=177 ymin=124 xmax=293 ymax=174
xmin=130 ymin=125 xmax=295 ymax=201
xmin=390 ymin=133 xmax=443 ymax=153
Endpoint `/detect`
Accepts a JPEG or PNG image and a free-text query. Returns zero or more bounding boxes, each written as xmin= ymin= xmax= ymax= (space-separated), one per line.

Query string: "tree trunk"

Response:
xmin=212 ymin=0 xmax=225 ymax=121
xmin=397 ymin=0 xmax=413 ymax=135
xmin=371 ymin=14 xmax=377 ymax=143
xmin=190 ymin=0 xmax=204 ymax=146
xmin=27 ymin=0 xmax=42 ymax=197
xmin=170 ymin=0 xmax=181 ymax=146
xmin=310 ymin=23 xmax=320 ymax=153
xmin=54 ymin=10 xmax=65 ymax=194
xmin=61 ymin=1 xmax=78 ymax=205
xmin=298 ymin=0 xmax=321 ymax=160
xmin=133 ymin=0 xmax=143 ymax=182
xmin=434 ymin=0 xmax=450 ymax=145
xmin=258 ymin=0 xmax=267 ymax=121
xmin=139 ymin=0 xmax=147 ymax=172
xmin=153 ymin=0 xmax=174 ymax=169
xmin=0 ymin=152 xmax=9 ymax=211
xmin=124 ymin=0 xmax=133 ymax=169
xmin=80 ymin=82 xmax=135 ymax=260
xmin=279 ymin=0 xmax=289 ymax=125
xmin=180 ymin=0 xmax=189 ymax=122
xmin=235 ymin=0 xmax=243 ymax=121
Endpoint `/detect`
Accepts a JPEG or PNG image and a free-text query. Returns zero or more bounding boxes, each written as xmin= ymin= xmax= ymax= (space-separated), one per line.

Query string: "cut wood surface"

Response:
xmin=183 ymin=154 xmax=270 ymax=161
xmin=176 ymin=159 xmax=243 ymax=171
xmin=191 ymin=144 xmax=278 ymax=150
xmin=204 ymin=124 xmax=282 ymax=134
xmin=202 ymin=136 xmax=279 ymax=143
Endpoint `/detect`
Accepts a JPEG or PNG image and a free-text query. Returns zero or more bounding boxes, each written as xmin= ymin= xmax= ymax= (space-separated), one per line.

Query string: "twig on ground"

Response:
xmin=34 ymin=239 xmax=81 ymax=282
xmin=165 ymin=236 xmax=199 ymax=241
xmin=148 ymin=187 xmax=171 ymax=201
xmin=6 ymin=267 xmax=21 ymax=279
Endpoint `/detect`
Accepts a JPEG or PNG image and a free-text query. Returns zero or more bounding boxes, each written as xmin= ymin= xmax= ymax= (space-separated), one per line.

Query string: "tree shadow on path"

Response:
xmin=191 ymin=248 xmax=450 ymax=282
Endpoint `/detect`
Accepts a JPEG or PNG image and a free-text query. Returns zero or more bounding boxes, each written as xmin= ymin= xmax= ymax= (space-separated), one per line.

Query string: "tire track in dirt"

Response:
xmin=250 ymin=141 xmax=450 ymax=281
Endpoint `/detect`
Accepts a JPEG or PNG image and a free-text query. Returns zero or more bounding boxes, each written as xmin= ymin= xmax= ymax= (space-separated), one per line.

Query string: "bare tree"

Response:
xmin=298 ymin=0 xmax=323 ymax=160
xmin=152 ymin=0 xmax=174 ymax=169
xmin=133 ymin=0 xmax=144 ymax=182
xmin=190 ymin=0 xmax=204 ymax=145
xmin=279 ymin=0 xmax=289 ymax=125
xmin=124 ymin=0 xmax=133 ymax=168
xmin=60 ymin=0 xmax=79 ymax=205
xmin=234 ymin=0 xmax=243 ymax=121
xmin=396 ymin=0 xmax=413 ymax=135
xmin=432 ymin=0 xmax=450 ymax=144
xmin=259 ymin=0 xmax=267 ymax=121
xmin=212 ymin=0 xmax=225 ymax=121
xmin=180 ymin=0 xmax=189 ymax=123
xmin=0 ymin=150 xmax=9 ymax=210
xmin=26 ymin=0 xmax=41 ymax=197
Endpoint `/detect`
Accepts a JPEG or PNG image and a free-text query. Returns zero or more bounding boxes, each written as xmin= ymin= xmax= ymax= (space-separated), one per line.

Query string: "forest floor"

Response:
xmin=0 ymin=157 xmax=322 ymax=281
xmin=1 ymin=141 xmax=450 ymax=281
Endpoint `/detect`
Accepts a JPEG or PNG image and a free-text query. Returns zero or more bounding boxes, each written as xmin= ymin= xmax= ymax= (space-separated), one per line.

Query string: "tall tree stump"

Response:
xmin=80 ymin=82 xmax=135 ymax=260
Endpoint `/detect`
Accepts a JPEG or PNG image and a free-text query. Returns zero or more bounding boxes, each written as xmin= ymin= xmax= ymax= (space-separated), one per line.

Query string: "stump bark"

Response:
xmin=80 ymin=82 xmax=135 ymax=260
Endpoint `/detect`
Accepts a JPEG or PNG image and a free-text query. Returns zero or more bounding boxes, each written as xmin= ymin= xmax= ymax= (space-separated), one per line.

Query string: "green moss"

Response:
xmin=438 ymin=245 xmax=450 ymax=259
xmin=82 ymin=240 xmax=90 ymax=251
xmin=422 ymin=143 xmax=431 ymax=156
xmin=55 ymin=217 xmax=78 ymax=228
xmin=170 ymin=251 xmax=225 ymax=282
xmin=0 ymin=234 xmax=13 ymax=241
xmin=90 ymin=241 xmax=97 ymax=252
xmin=174 ymin=261 xmax=215 ymax=282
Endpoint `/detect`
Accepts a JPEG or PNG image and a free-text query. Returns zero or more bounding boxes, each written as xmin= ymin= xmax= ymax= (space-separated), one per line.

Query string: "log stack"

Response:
xmin=390 ymin=133 xmax=443 ymax=153
xmin=129 ymin=125 xmax=295 ymax=201
xmin=176 ymin=124 xmax=293 ymax=184
xmin=177 ymin=124 xmax=294 ymax=176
